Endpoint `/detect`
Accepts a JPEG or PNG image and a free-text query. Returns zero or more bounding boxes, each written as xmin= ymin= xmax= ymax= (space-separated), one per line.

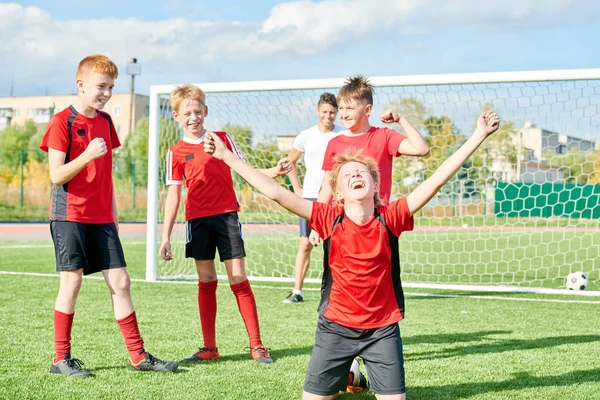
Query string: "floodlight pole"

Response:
xmin=126 ymin=58 xmax=142 ymax=135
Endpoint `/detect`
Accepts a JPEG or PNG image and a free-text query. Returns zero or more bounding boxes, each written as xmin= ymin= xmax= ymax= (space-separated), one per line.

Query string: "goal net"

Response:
xmin=146 ymin=70 xmax=600 ymax=294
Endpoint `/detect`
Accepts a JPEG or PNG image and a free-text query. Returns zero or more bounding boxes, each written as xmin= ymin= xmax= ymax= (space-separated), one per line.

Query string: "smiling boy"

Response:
xmin=309 ymin=75 xmax=430 ymax=246
xmin=204 ymin=109 xmax=500 ymax=399
xmin=40 ymin=54 xmax=177 ymax=377
xmin=160 ymin=83 xmax=291 ymax=364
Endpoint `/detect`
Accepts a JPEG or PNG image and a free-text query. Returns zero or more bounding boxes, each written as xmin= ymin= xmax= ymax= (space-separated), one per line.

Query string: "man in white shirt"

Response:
xmin=283 ymin=93 xmax=345 ymax=303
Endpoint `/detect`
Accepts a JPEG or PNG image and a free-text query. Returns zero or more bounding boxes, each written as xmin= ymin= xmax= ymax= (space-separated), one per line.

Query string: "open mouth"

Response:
xmin=350 ymin=181 xmax=365 ymax=190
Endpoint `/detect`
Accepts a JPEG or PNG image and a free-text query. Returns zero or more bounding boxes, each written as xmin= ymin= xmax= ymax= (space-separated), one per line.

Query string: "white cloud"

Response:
xmin=0 ymin=0 xmax=598 ymax=93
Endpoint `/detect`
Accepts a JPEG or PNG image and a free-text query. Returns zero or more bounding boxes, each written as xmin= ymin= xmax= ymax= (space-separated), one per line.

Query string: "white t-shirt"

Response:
xmin=292 ymin=124 xmax=345 ymax=198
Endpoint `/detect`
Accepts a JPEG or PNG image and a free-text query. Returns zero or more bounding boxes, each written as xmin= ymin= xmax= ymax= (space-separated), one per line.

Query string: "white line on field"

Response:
xmin=1 ymin=270 xmax=599 ymax=305
xmin=0 ymin=242 xmax=146 ymax=249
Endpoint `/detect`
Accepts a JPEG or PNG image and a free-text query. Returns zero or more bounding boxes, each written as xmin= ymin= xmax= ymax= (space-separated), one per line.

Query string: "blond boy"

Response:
xmin=161 ymin=84 xmax=290 ymax=363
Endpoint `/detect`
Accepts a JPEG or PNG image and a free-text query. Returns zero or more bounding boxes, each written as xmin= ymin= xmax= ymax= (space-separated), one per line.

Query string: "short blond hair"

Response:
xmin=329 ymin=149 xmax=382 ymax=207
xmin=169 ymin=84 xmax=206 ymax=113
xmin=337 ymin=75 xmax=374 ymax=106
xmin=76 ymin=54 xmax=118 ymax=80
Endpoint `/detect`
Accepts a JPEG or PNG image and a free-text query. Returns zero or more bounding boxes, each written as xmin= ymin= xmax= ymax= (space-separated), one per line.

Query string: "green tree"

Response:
xmin=388 ymin=96 xmax=431 ymax=129
xmin=115 ymin=116 xmax=180 ymax=187
xmin=423 ymin=115 xmax=461 ymax=176
xmin=0 ymin=120 xmax=39 ymax=178
xmin=27 ymin=129 xmax=47 ymax=164
xmin=545 ymin=148 xmax=597 ymax=184
xmin=223 ymin=123 xmax=287 ymax=189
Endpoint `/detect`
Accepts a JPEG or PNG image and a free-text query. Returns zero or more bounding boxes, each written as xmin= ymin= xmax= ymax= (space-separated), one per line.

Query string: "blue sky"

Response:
xmin=1 ymin=0 xmax=600 ymax=97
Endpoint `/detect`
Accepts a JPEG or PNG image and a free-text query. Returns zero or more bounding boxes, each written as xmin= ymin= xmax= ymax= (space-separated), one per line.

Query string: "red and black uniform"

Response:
xmin=40 ymin=106 xmax=120 ymax=224
xmin=303 ymin=198 xmax=413 ymax=396
xmin=41 ymin=106 xmax=146 ymax=366
xmin=40 ymin=106 xmax=126 ymax=275
xmin=166 ymin=131 xmax=265 ymax=352
xmin=166 ymin=132 xmax=246 ymax=261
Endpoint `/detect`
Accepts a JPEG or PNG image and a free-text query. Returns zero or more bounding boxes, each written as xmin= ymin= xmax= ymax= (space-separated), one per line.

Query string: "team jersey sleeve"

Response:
xmin=308 ymin=202 xmax=339 ymax=240
xmin=39 ymin=115 xmax=69 ymax=153
xmin=321 ymin=139 xmax=338 ymax=171
xmin=292 ymin=130 xmax=307 ymax=152
xmin=165 ymin=148 xmax=183 ymax=186
xmin=382 ymin=197 xmax=414 ymax=236
xmin=222 ymin=132 xmax=246 ymax=162
xmin=385 ymin=127 xmax=406 ymax=157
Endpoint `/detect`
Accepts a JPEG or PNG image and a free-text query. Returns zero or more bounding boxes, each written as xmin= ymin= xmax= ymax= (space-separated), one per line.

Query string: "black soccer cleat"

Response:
xmin=49 ymin=354 xmax=92 ymax=378
xmin=282 ymin=292 xmax=304 ymax=304
xmin=130 ymin=352 xmax=178 ymax=372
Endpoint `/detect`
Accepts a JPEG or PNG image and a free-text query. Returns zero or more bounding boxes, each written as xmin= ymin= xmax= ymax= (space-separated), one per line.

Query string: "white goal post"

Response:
xmin=146 ymin=69 xmax=600 ymax=295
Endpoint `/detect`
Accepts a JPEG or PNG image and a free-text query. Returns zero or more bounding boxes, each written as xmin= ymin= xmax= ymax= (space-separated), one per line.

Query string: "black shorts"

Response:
xmin=299 ymin=198 xmax=316 ymax=237
xmin=304 ymin=316 xmax=405 ymax=396
xmin=186 ymin=212 xmax=246 ymax=262
xmin=50 ymin=221 xmax=127 ymax=275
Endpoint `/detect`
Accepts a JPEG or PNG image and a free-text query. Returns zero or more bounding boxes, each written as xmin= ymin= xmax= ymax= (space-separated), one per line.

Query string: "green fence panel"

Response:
xmin=495 ymin=182 xmax=600 ymax=219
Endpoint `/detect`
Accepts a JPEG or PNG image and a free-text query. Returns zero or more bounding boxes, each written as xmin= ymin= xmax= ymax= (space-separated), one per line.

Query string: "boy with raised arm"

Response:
xmin=204 ymin=110 xmax=499 ymax=399
xmin=160 ymin=83 xmax=290 ymax=364
xmin=310 ymin=75 xmax=429 ymax=246
xmin=40 ymin=54 xmax=177 ymax=377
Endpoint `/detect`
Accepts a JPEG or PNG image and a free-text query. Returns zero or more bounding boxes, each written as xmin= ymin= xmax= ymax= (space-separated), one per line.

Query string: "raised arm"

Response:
xmin=381 ymin=109 xmax=429 ymax=156
xmin=204 ymin=132 xmax=313 ymax=220
xmin=406 ymin=110 xmax=499 ymax=215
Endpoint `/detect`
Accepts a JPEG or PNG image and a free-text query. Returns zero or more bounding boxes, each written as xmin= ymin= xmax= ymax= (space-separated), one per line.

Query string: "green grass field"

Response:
xmin=1 ymin=238 xmax=600 ymax=399
xmin=159 ymin=230 xmax=600 ymax=290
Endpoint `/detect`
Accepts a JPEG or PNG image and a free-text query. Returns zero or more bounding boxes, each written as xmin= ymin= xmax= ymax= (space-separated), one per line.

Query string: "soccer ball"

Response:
xmin=566 ymin=272 xmax=588 ymax=291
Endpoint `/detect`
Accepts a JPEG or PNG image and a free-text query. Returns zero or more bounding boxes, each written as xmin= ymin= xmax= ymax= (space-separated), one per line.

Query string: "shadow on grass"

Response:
xmin=404 ymin=330 xmax=513 ymax=345
xmin=181 ymin=345 xmax=315 ymax=364
xmin=409 ymin=368 xmax=600 ymax=399
xmin=91 ymin=365 xmax=189 ymax=374
xmin=406 ymin=334 xmax=600 ymax=361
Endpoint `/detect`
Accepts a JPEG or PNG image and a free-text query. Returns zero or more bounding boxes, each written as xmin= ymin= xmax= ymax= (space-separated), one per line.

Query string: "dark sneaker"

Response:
xmin=181 ymin=347 xmax=220 ymax=362
xmin=130 ymin=352 xmax=178 ymax=372
xmin=347 ymin=358 xmax=368 ymax=393
xmin=249 ymin=346 xmax=273 ymax=364
xmin=282 ymin=292 xmax=303 ymax=303
xmin=49 ymin=354 xmax=92 ymax=378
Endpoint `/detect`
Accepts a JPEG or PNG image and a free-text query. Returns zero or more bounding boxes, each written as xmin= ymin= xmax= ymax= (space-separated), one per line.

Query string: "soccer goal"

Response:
xmin=146 ymin=69 xmax=600 ymax=295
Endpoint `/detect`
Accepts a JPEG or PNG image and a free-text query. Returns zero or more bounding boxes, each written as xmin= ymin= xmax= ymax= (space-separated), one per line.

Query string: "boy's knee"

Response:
xmin=107 ymin=269 xmax=131 ymax=293
xmin=60 ymin=272 xmax=83 ymax=293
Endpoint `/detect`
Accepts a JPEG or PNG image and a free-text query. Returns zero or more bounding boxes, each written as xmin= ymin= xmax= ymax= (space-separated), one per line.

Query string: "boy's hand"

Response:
xmin=476 ymin=110 xmax=500 ymax=137
xmin=84 ymin=137 xmax=107 ymax=162
xmin=308 ymin=230 xmax=321 ymax=246
xmin=159 ymin=240 xmax=173 ymax=261
xmin=274 ymin=158 xmax=293 ymax=176
xmin=380 ymin=109 xmax=401 ymax=124
xmin=203 ymin=131 xmax=227 ymax=159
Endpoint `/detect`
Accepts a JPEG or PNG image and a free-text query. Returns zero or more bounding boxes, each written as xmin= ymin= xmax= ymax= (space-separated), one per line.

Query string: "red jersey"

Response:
xmin=39 ymin=106 xmax=120 ymax=224
xmin=309 ymin=198 xmax=414 ymax=329
xmin=166 ymin=131 xmax=245 ymax=220
xmin=322 ymin=127 xmax=405 ymax=205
